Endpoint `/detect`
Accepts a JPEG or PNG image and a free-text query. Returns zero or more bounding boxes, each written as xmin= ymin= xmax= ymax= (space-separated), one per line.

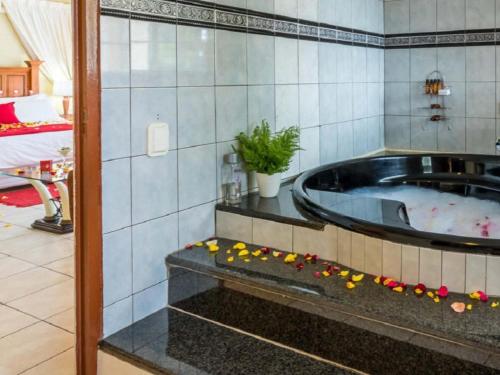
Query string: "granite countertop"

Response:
xmin=167 ymin=239 xmax=500 ymax=355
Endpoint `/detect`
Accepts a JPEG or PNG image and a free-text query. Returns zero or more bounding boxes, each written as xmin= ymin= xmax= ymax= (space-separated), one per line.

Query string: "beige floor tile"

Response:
xmin=0 ymin=231 xmax=62 ymax=257
xmin=9 ymin=279 xmax=74 ymax=319
xmin=21 ymin=348 xmax=76 ymax=375
xmin=44 ymin=256 xmax=74 ymax=277
xmin=8 ymin=240 xmax=74 ymax=266
xmin=0 ymin=305 xmax=38 ymax=339
xmin=0 ymin=207 xmax=44 ymax=229
xmin=0 ymin=223 xmax=30 ymax=241
xmin=46 ymin=308 xmax=75 ymax=333
xmin=0 ymin=322 xmax=73 ymax=375
xmin=0 ymin=267 xmax=70 ymax=303
xmin=0 ymin=256 xmax=35 ymax=279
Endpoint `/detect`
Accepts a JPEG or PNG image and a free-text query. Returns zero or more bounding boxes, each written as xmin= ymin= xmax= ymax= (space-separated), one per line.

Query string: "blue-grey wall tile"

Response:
xmin=130 ymin=20 xmax=176 ymax=88
xmin=101 ymin=89 xmax=131 ymax=161
xmin=319 ymin=43 xmax=337 ymax=84
xmin=367 ymin=48 xmax=380 ymax=83
xmin=336 ymin=83 xmax=353 ymax=122
xmin=276 ymin=85 xmax=299 ymax=131
xmin=466 ymin=0 xmax=495 ymax=29
xmin=178 ymin=202 xmax=216 ymax=246
xmin=282 ymin=153 xmax=300 ymax=179
xmin=466 ymin=118 xmax=496 ymax=154
xmin=216 ymin=86 xmax=248 ymax=142
xmin=410 ymin=48 xmax=437 ymax=82
xmin=299 ymin=84 xmax=320 ymax=128
xmin=103 ymin=227 xmax=132 ymax=307
xmin=133 ymin=281 xmax=168 ymax=323
xmin=385 ymin=49 xmax=410 ymax=82
xmin=437 ymin=0 xmax=466 ymax=31
xmin=337 ymin=121 xmax=354 ymax=160
xmin=320 ymin=123 xmax=338 ymax=164
xmin=177 ymin=87 xmax=216 ymax=148
xmin=353 ymin=82 xmax=367 ymax=120
xmin=466 ymin=82 xmax=495 ymax=118
xmin=178 ymin=144 xmax=217 ymax=210
xmin=437 ymin=47 xmax=465 ymax=82
xmin=410 ymin=82 xmax=431 ymax=117
xmin=248 ymin=85 xmax=275 ymax=132
xmin=216 ymin=0 xmax=246 ymax=7
xmin=411 ymin=116 xmax=438 ymax=151
xmin=466 ymin=46 xmax=495 ymax=82
xmin=275 ymin=38 xmax=298 ymax=84
xmin=352 ymin=46 xmax=367 ymax=84
xmin=410 ymin=0 xmax=437 ymax=33
xmin=384 ymin=0 xmax=410 ymax=34
xmin=366 ymin=0 xmax=380 ymax=33
xmin=177 ymin=26 xmax=215 ymax=86
xmin=298 ymin=0 xmax=318 ymax=21
xmin=299 ymin=40 xmax=319 ymax=84
xmin=101 ymin=16 xmax=130 ymax=88
xmin=319 ymin=84 xmax=337 ymax=125
xmin=385 ymin=116 xmax=411 ymax=150
xmin=336 ymin=0 xmax=352 ymax=28
xmin=367 ymin=83 xmax=380 ymax=117
xmin=216 ymin=140 xmax=249 ymax=199
xmin=131 ymin=88 xmax=177 ymax=156
xmin=247 ymin=34 xmax=274 ymax=85
xmin=385 ymin=82 xmax=410 ymax=116
xmin=319 ymin=0 xmax=335 ymax=24
xmin=300 ymin=126 xmax=320 ymax=171
xmin=353 ymin=118 xmax=368 ymax=155
xmin=131 ymin=152 xmax=178 ymax=224
xmin=102 ymin=158 xmax=131 ymax=234
xmin=438 ymin=117 xmax=466 ymax=152
xmin=132 ymin=214 xmax=178 ymax=293
xmin=336 ymin=44 xmax=353 ymax=83
xmin=275 ymin=0 xmax=298 ymax=18
xmin=216 ymin=30 xmax=247 ymax=85
xmin=351 ymin=0 xmax=367 ymax=31
xmin=247 ymin=0 xmax=274 ymax=13
xmin=366 ymin=116 xmax=381 ymax=152
xmin=446 ymin=82 xmax=466 ymax=117
xmin=103 ymin=297 xmax=132 ymax=337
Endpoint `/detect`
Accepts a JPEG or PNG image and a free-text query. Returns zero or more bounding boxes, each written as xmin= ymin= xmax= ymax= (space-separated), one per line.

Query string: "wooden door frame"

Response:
xmin=74 ymin=0 xmax=102 ymax=374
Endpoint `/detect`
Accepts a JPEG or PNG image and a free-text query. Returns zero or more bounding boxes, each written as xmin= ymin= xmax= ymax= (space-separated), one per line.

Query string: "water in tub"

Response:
xmin=347 ymin=185 xmax=500 ymax=239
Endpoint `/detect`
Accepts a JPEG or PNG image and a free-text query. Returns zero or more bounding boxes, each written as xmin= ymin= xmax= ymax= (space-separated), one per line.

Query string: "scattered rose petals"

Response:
xmin=314 ymin=271 xmax=321 ymax=278
xmin=273 ymin=251 xmax=283 ymax=258
xmin=339 ymin=270 xmax=350 ymax=277
xmin=382 ymin=278 xmax=393 ymax=287
xmin=261 ymin=247 xmax=271 ymax=255
xmin=414 ymin=283 xmax=426 ymax=296
xmin=352 ymin=274 xmax=365 ymax=282
xmin=322 ymin=271 xmax=332 ymax=277
xmin=260 ymin=257 xmax=268 ymax=261
xmin=386 ymin=280 xmax=399 ymax=289
xmin=346 ymin=281 xmax=356 ymax=289
xmin=451 ymin=302 xmax=466 ymax=313
xmin=195 ymin=242 xmax=204 ymax=247
xmin=437 ymin=286 xmax=449 ymax=298
xmin=233 ymin=242 xmax=246 ymax=250
xmin=184 ymin=243 xmax=193 ymax=249
xmin=238 ymin=249 xmax=249 ymax=257
xmin=469 ymin=291 xmax=489 ymax=302
xmin=466 ymin=304 xmax=473 ymax=311
xmin=491 ymin=301 xmax=499 ymax=308
xmin=284 ymin=253 xmax=298 ymax=264
xmin=393 ymin=286 xmax=404 ymax=293
xmin=252 ymin=250 xmax=262 ymax=257
xmin=427 ymin=291 xmax=435 ymax=299
xmin=374 ymin=276 xmax=381 ymax=284
xmin=227 ymin=256 xmax=234 ymax=263
xmin=208 ymin=244 xmax=219 ymax=252
xmin=296 ymin=263 xmax=304 ymax=271
xmin=433 ymin=297 xmax=440 ymax=303
xmin=206 ymin=239 xmax=218 ymax=247
xmin=304 ymin=253 xmax=318 ymax=264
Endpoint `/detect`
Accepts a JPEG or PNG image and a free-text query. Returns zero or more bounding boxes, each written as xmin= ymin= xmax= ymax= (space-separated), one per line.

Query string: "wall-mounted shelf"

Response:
xmin=422 ymin=70 xmax=451 ymax=124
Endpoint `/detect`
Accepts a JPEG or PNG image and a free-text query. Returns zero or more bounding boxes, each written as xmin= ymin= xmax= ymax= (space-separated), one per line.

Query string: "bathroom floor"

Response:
xmin=0 ymin=204 xmax=75 ymax=375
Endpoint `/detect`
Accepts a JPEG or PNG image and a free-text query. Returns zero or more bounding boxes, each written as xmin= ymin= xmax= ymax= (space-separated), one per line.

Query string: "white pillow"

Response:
xmin=0 ymin=94 xmax=47 ymax=105
xmin=14 ymin=97 xmax=65 ymax=123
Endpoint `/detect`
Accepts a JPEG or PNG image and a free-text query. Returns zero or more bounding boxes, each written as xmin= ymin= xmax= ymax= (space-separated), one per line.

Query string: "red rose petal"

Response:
xmin=437 ymin=286 xmax=449 ymax=298
xmin=296 ymin=263 xmax=304 ymax=271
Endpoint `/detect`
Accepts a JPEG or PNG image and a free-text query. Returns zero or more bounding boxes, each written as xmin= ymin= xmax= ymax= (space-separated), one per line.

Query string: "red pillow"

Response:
xmin=0 ymin=102 xmax=20 ymax=124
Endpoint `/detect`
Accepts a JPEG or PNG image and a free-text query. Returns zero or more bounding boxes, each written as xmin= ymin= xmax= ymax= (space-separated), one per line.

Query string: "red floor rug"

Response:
xmin=0 ymin=184 xmax=60 ymax=208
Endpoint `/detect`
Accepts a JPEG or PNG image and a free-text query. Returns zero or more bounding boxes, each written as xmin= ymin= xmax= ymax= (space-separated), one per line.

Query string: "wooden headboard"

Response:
xmin=0 ymin=60 xmax=42 ymax=98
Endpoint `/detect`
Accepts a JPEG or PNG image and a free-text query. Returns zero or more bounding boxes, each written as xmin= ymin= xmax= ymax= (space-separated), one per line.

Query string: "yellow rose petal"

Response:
xmin=195 ymin=242 xmax=204 ymax=247
xmin=252 ymin=250 xmax=262 ymax=257
xmin=346 ymin=281 xmax=356 ymax=289
xmin=491 ymin=301 xmax=499 ymax=308
xmin=352 ymin=274 xmax=364 ymax=282
xmin=208 ymin=244 xmax=219 ymax=252
xmin=233 ymin=242 xmax=246 ymax=250
xmin=382 ymin=278 xmax=393 ymax=286
xmin=393 ymin=286 xmax=403 ymax=293
xmin=238 ymin=249 xmax=249 ymax=257
xmin=339 ymin=270 xmax=350 ymax=277
xmin=469 ymin=292 xmax=481 ymax=300
xmin=433 ymin=297 xmax=440 ymax=303
xmin=226 ymin=249 xmax=232 ymax=254
xmin=284 ymin=253 xmax=298 ymax=264
xmin=374 ymin=276 xmax=381 ymax=284
xmin=244 ymin=258 xmax=251 ymax=263
xmin=466 ymin=304 xmax=473 ymax=311
xmin=3 ymin=223 xmax=12 ymax=228
xmin=272 ymin=251 xmax=282 ymax=258
xmin=427 ymin=291 xmax=435 ymax=299
xmin=227 ymin=256 xmax=234 ymax=263
xmin=260 ymin=257 xmax=268 ymax=261
xmin=322 ymin=271 xmax=331 ymax=277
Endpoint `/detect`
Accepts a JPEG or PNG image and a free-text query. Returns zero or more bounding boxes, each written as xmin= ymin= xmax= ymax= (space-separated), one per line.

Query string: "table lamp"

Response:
xmin=53 ymin=80 xmax=73 ymax=119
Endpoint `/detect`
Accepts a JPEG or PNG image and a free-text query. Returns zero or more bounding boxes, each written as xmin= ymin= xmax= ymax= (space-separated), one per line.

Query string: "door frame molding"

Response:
xmin=74 ymin=0 xmax=102 ymax=374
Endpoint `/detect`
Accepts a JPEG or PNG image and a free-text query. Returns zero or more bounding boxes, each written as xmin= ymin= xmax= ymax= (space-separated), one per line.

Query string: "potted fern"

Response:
xmin=234 ymin=120 xmax=300 ymax=198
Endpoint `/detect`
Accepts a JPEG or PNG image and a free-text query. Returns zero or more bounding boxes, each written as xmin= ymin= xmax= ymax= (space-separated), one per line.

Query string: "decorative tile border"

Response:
xmin=100 ymin=0 xmax=385 ymax=48
xmin=385 ymin=29 xmax=499 ymax=48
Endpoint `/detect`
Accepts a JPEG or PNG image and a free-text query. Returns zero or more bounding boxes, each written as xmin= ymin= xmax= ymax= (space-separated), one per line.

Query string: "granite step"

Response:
xmin=167 ymin=238 xmax=500 ymax=375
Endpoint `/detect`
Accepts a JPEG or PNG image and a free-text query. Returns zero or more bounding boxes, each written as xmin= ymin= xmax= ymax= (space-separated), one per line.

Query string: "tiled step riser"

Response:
xmin=167 ymin=266 xmax=497 ymax=375
xmin=216 ymin=211 xmax=500 ymax=296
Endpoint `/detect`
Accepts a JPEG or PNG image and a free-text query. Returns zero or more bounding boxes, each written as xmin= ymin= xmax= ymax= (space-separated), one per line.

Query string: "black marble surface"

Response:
xmin=167 ymin=240 xmax=500 ymax=365
xmin=101 ymin=308 xmax=354 ymax=375
xmin=216 ymin=182 xmax=325 ymax=230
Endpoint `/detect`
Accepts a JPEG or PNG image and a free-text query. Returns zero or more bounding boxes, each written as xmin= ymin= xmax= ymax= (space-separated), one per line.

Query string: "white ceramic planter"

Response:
xmin=256 ymin=172 xmax=281 ymax=198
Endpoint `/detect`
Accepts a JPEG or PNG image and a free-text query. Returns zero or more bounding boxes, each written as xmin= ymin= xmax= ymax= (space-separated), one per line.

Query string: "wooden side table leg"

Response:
xmin=30 ymin=180 xmax=58 ymax=221
xmin=55 ymin=181 xmax=71 ymax=225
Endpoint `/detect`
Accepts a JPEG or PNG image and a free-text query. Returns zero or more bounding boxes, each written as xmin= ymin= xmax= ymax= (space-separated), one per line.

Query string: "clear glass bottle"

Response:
xmin=223 ymin=153 xmax=243 ymax=205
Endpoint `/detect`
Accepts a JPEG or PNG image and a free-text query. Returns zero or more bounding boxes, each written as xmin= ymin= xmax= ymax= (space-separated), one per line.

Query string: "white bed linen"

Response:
xmin=0 ymin=130 xmax=73 ymax=189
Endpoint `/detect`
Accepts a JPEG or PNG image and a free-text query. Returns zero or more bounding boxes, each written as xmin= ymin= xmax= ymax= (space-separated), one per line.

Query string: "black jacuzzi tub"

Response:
xmin=293 ymin=154 xmax=500 ymax=255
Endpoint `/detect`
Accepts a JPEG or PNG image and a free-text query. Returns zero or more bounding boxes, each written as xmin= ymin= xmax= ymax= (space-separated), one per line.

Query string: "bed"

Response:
xmin=0 ymin=61 xmax=73 ymax=189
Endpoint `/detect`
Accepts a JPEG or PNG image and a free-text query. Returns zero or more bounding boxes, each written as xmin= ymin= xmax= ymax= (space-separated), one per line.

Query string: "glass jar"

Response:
xmin=222 ymin=153 xmax=243 ymax=205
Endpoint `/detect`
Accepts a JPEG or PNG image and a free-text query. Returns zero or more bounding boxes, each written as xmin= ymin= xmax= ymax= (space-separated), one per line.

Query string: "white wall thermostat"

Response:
xmin=147 ymin=122 xmax=169 ymax=157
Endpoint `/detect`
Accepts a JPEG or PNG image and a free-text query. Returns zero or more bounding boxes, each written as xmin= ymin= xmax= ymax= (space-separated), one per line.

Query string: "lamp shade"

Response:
xmin=53 ymin=80 xmax=73 ymax=97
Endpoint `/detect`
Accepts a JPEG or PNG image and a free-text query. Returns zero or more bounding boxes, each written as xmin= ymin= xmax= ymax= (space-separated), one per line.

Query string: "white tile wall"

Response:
xmin=419 ymin=248 xmax=442 ymax=289
xmin=253 ymin=218 xmax=293 ymax=252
